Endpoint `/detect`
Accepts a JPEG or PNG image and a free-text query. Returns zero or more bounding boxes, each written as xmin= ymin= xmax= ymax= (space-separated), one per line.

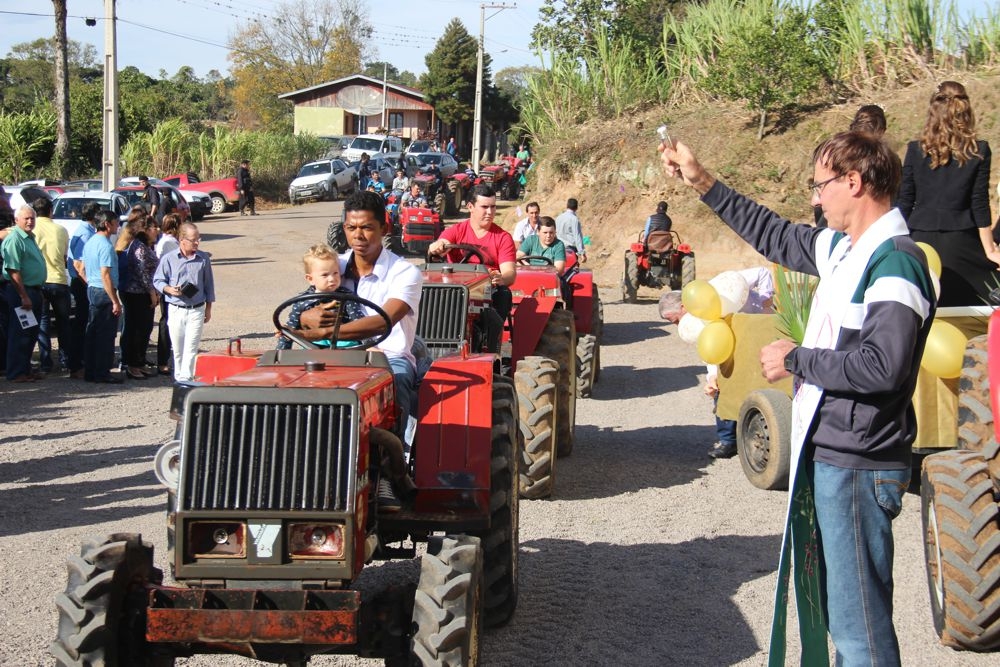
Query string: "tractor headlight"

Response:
xmin=288 ymin=523 xmax=345 ymax=559
xmin=188 ymin=521 xmax=246 ymax=558
xmin=154 ymin=441 xmax=181 ymax=488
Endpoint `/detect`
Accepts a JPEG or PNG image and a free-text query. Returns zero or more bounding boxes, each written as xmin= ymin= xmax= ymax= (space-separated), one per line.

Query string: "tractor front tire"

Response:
xmin=51 ymin=534 xmax=172 ymax=667
xmin=515 ymin=357 xmax=558 ymax=499
xmin=623 ymin=252 xmax=639 ymax=303
xmin=576 ymin=334 xmax=598 ymax=398
xmin=680 ymin=253 xmax=696 ymax=288
xmin=410 ymin=535 xmax=483 ymax=666
xmin=921 ymin=450 xmax=1000 ymax=650
xmin=327 ymin=218 xmax=348 ymax=253
xmin=468 ymin=376 xmax=519 ymax=627
xmin=737 ymin=390 xmax=792 ymax=491
xmin=535 ymin=310 xmax=577 ymax=457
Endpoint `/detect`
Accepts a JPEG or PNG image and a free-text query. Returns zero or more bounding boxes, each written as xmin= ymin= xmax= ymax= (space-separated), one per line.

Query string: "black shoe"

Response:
xmin=377 ymin=478 xmax=402 ymax=513
xmin=91 ymin=375 xmax=124 ymax=384
xmin=708 ymin=442 xmax=737 ymax=459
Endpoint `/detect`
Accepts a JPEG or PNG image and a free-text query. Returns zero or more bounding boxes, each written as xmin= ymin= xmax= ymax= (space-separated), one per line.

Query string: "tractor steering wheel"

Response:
xmin=272 ymin=291 xmax=392 ymax=350
xmin=429 ymin=242 xmax=489 ymax=265
xmin=516 ymin=255 xmax=554 ymax=266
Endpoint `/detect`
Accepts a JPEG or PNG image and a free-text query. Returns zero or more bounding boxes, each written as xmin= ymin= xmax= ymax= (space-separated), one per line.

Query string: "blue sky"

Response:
xmin=0 ymin=0 xmax=994 ymax=80
xmin=0 ymin=0 xmax=546 ymax=78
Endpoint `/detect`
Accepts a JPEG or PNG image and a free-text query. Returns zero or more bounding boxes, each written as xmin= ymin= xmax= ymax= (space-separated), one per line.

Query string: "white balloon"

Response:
xmin=677 ymin=313 xmax=707 ymax=344
xmin=710 ymin=271 xmax=750 ymax=316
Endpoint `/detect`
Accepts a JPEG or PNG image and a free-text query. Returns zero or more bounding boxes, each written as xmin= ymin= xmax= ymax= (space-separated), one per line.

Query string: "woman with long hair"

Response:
xmin=897 ymin=81 xmax=999 ymax=305
xmin=153 ymin=213 xmax=181 ymax=375
xmin=116 ymin=214 xmax=159 ymax=378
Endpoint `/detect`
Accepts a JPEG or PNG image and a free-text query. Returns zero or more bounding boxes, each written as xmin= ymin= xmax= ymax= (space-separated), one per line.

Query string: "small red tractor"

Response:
xmin=398 ymin=206 xmax=444 ymax=257
xmin=411 ymin=172 xmax=464 ymax=216
xmin=622 ymin=230 xmax=696 ymax=302
xmin=421 ymin=245 xmax=580 ymax=501
xmin=918 ymin=304 xmax=1000 ymax=652
xmin=50 ymin=291 xmax=519 ymax=666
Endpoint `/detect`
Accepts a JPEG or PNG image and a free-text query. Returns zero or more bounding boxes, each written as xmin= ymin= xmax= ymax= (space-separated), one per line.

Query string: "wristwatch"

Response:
xmin=783 ymin=348 xmax=797 ymax=374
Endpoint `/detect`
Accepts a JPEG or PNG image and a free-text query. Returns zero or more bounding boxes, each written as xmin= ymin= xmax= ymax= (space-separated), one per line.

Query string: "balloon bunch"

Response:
xmin=677 ymin=272 xmax=750 ymax=365
xmin=914 ymin=242 xmax=964 ymax=379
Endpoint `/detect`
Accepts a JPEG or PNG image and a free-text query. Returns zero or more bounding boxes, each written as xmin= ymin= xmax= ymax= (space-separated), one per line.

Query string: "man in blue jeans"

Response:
xmin=661 ymin=133 xmax=934 ymax=666
xmin=82 ymin=209 xmax=122 ymax=384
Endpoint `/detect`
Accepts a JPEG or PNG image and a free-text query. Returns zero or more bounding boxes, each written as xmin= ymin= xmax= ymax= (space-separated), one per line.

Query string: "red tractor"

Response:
xmin=398 ymin=206 xmax=444 ymax=256
xmin=420 ymin=246 xmax=579 ymax=501
xmin=50 ymin=291 xmax=519 ymax=666
xmin=919 ymin=305 xmax=1000 ymax=652
xmin=411 ymin=172 xmax=464 ymax=216
xmin=622 ymin=230 xmax=696 ymax=302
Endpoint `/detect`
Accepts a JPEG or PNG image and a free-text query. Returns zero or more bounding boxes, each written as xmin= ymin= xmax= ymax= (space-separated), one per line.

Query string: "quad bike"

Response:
xmin=622 ymin=230 xmax=696 ymax=302
xmin=421 ymin=244 xmax=579 ymax=501
xmin=51 ymin=291 xmax=519 ymax=666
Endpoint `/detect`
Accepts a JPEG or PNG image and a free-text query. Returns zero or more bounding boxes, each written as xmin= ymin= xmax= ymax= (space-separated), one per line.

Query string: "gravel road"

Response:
xmin=0 ymin=201 xmax=991 ymax=666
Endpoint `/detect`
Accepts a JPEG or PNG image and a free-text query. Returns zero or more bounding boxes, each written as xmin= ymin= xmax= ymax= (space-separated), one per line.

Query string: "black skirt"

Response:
xmin=910 ymin=227 xmax=997 ymax=306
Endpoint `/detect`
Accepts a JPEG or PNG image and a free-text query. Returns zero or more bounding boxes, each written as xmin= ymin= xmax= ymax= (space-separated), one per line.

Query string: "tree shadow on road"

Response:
xmin=601 ymin=319 xmax=669 ymax=346
xmin=588 ymin=363 xmax=703 ymax=399
xmin=483 ymin=534 xmax=780 ymax=666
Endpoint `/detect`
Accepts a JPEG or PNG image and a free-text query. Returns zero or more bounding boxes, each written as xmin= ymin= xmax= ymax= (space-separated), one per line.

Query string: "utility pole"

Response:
xmin=472 ymin=2 xmax=514 ymax=174
xmin=101 ymin=0 xmax=119 ymax=191
xmin=381 ymin=62 xmax=388 ymax=131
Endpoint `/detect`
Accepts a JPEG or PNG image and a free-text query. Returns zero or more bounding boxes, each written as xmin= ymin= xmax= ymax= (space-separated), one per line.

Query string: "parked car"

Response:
xmin=348 ymin=155 xmax=396 ymax=190
xmin=7 ymin=185 xmax=53 ymax=210
xmin=65 ymin=179 xmax=105 ymax=191
xmin=405 ymin=139 xmax=434 ymax=155
xmin=51 ymin=191 xmax=130 ymax=237
xmin=162 ymin=172 xmax=240 ymax=214
xmin=340 ymin=133 xmax=404 ymax=162
xmin=288 ymin=158 xmax=358 ymax=204
xmin=320 ymin=135 xmax=354 ymax=158
xmin=113 ymin=184 xmax=191 ymax=222
xmin=404 ymin=152 xmax=459 ymax=179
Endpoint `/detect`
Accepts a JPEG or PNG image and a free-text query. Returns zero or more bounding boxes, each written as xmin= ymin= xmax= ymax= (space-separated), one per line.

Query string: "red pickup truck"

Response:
xmin=163 ymin=172 xmax=240 ymax=214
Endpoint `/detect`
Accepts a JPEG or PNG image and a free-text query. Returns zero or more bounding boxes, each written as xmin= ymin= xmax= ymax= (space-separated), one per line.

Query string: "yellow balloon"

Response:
xmin=920 ymin=320 xmax=966 ymax=379
xmin=682 ymin=279 xmax=722 ymax=321
xmin=697 ymin=320 xmax=735 ymax=365
xmin=916 ymin=242 xmax=942 ymax=278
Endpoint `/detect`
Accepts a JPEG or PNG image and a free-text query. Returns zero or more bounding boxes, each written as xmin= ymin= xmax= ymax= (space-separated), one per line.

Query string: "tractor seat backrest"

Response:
xmin=646 ymin=231 xmax=674 ymax=254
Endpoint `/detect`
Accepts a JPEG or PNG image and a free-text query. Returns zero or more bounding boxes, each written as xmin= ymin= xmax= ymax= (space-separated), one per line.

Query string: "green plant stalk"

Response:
xmin=773 ymin=265 xmax=818 ymax=344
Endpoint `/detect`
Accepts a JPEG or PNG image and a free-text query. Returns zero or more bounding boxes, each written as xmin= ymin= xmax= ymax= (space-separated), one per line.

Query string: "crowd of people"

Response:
xmin=0 ymin=198 xmax=214 ymax=384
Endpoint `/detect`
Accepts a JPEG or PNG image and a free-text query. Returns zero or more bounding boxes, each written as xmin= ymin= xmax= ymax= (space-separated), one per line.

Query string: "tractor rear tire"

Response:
xmin=446 ymin=180 xmax=462 ymax=215
xmin=920 ymin=450 xmax=1000 ymax=650
xmin=515 ymin=357 xmax=558 ymax=499
xmin=535 ymin=310 xmax=577 ymax=457
xmin=591 ymin=291 xmax=603 ymax=382
xmin=434 ymin=192 xmax=447 ymax=216
xmin=623 ymin=252 xmax=639 ymax=303
xmin=51 ymin=534 xmax=173 ymax=667
xmin=737 ymin=390 xmax=792 ymax=491
xmin=410 ymin=534 xmax=483 ymax=666
xmin=956 ymin=335 xmax=1000 ymax=479
xmin=681 ymin=253 xmax=696 ymax=288
xmin=468 ymin=375 xmax=519 ymax=627
xmin=327 ymin=218 xmax=348 ymax=253
xmin=576 ymin=334 xmax=598 ymax=398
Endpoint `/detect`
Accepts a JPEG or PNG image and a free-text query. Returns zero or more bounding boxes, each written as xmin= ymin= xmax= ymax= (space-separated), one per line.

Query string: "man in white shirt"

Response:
xmin=554 ymin=198 xmax=586 ymax=262
xmin=512 ymin=201 xmax=540 ymax=243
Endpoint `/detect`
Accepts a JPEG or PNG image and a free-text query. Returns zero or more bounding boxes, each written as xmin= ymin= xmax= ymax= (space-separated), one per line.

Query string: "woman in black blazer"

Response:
xmin=896 ymin=81 xmax=999 ymax=306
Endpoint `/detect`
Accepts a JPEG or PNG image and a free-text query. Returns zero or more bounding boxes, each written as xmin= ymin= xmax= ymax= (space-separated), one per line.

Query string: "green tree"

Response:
xmin=362 ymin=61 xmax=417 ymax=87
xmin=704 ymin=5 xmax=829 ymax=140
xmin=494 ymin=66 xmax=542 ymax=110
xmin=532 ymin=0 xmax=680 ymax=59
xmin=420 ymin=18 xmax=484 ymax=125
xmin=228 ymin=0 xmax=372 ymax=129
xmin=0 ymin=37 xmax=99 ymax=112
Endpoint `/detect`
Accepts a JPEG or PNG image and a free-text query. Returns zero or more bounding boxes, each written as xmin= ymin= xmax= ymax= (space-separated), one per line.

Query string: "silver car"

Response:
xmin=288 ymin=158 xmax=358 ymax=204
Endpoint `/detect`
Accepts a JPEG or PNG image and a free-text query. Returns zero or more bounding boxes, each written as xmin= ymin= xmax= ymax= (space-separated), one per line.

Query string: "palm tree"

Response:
xmin=52 ymin=0 xmax=71 ymax=177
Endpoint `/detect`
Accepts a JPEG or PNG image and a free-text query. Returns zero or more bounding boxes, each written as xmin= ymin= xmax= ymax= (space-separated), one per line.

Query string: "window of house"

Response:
xmin=388 ymin=113 xmax=403 ymax=131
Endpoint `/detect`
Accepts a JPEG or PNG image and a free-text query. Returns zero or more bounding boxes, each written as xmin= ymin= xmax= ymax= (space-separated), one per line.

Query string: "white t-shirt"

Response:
xmin=512 ymin=217 xmax=537 ymax=243
xmin=339 ymin=248 xmax=422 ymax=367
xmin=739 ymin=266 xmax=775 ymax=314
xmin=155 ymin=234 xmax=179 ymax=259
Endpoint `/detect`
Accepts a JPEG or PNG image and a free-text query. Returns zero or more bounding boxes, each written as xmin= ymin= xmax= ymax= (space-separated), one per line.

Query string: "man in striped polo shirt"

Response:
xmin=660 ymin=132 xmax=935 ymax=666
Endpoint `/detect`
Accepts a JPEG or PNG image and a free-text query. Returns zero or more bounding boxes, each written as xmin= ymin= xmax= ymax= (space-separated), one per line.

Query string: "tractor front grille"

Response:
xmin=405 ymin=223 xmax=438 ymax=237
xmin=417 ymin=284 xmax=468 ymax=358
xmin=180 ymin=401 xmax=355 ymax=512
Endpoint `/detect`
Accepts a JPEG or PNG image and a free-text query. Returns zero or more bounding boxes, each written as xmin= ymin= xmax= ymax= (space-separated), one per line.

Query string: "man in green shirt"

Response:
xmin=516 ymin=215 xmax=566 ymax=274
xmin=2 ymin=205 xmax=47 ymax=382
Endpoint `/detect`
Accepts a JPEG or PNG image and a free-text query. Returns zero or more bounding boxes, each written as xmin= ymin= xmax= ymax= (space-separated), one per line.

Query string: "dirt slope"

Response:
xmin=498 ymin=71 xmax=1000 ymax=293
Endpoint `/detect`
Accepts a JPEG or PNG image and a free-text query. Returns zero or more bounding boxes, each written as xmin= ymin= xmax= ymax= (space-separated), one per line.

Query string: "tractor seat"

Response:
xmin=645 ymin=231 xmax=674 ymax=254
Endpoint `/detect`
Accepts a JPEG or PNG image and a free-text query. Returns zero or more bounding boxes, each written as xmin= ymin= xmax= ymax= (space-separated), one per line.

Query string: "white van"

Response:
xmin=341 ymin=134 xmax=404 ymax=163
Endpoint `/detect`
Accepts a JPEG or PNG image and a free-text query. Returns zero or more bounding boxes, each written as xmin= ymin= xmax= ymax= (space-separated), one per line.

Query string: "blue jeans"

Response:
xmin=68 ymin=277 xmax=89 ymax=372
xmin=38 ymin=283 xmax=72 ymax=372
xmin=388 ymin=356 xmax=416 ymax=441
xmin=809 ymin=460 xmax=908 ymax=667
xmin=5 ymin=283 xmax=43 ymax=380
xmin=84 ymin=286 xmax=119 ymax=381
xmin=714 ymin=395 xmax=736 ymax=445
